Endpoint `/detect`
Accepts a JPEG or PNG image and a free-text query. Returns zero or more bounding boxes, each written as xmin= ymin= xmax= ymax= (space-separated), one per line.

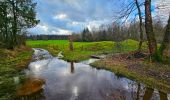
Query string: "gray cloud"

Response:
xmin=29 ymin=0 xmax=115 ymax=35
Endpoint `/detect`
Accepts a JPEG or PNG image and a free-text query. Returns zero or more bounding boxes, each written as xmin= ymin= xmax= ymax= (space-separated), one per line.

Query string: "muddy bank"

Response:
xmin=91 ymin=53 xmax=170 ymax=93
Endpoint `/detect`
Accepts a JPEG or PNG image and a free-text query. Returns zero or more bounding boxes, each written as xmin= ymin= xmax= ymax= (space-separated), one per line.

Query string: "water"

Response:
xmin=16 ymin=48 xmax=170 ymax=100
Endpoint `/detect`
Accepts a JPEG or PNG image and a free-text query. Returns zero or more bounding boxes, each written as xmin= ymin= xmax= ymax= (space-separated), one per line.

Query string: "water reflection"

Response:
xmin=16 ymin=49 xmax=170 ymax=100
xmin=143 ymin=88 xmax=154 ymax=100
xmin=136 ymin=84 xmax=141 ymax=100
xmin=70 ymin=62 xmax=74 ymax=74
xmin=16 ymin=89 xmax=45 ymax=100
xmin=80 ymin=58 xmax=99 ymax=65
xmin=16 ymin=78 xmax=45 ymax=100
xmin=160 ymin=91 xmax=168 ymax=100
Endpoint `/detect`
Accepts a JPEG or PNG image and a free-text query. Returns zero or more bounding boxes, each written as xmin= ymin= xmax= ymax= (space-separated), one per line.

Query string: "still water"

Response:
xmin=16 ymin=48 xmax=170 ymax=100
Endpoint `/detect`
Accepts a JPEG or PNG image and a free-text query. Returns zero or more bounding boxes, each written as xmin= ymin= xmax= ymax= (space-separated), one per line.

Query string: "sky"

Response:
xmin=154 ymin=0 xmax=170 ymax=22
xmin=29 ymin=0 xmax=170 ymax=35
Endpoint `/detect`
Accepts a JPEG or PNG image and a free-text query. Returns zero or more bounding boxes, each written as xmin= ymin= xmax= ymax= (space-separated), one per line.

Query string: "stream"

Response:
xmin=16 ymin=48 xmax=170 ymax=100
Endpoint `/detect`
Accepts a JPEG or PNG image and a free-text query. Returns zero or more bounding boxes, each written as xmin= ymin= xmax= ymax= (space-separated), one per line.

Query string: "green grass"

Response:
xmin=27 ymin=40 xmax=68 ymax=45
xmin=27 ymin=39 xmax=148 ymax=62
xmin=0 ymin=47 xmax=32 ymax=99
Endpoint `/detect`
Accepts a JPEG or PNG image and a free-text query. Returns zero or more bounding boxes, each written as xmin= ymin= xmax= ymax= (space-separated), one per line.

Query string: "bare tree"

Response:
xmin=145 ymin=0 xmax=157 ymax=58
xmin=135 ymin=0 xmax=144 ymax=51
xmin=114 ymin=0 xmax=145 ymax=51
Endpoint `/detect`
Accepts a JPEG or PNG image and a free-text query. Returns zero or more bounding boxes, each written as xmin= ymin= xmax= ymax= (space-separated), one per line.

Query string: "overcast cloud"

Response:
xmin=29 ymin=0 xmax=170 ymax=35
xmin=29 ymin=0 xmax=116 ymax=35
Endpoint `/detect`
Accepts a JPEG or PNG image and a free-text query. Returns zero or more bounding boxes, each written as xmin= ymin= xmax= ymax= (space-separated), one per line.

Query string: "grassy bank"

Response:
xmin=91 ymin=56 xmax=170 ymax=93
xmin=0 ymin=46 xmax=33 ymax=99
xmin=27 ymin=39 xmax=147 ymax=62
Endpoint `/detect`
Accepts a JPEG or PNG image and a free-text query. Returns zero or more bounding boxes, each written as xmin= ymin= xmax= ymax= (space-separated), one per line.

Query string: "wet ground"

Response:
xmin=16 ymin=48 xmax=170 ymax=100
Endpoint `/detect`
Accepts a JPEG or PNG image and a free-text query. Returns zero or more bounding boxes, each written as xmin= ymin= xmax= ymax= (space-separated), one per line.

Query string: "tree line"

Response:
xmin=73 ymin=18 xmax=164 ymax=43
xmin=0 ymin=0 xmax=39 ymax=49
xmin=27 ymin=35 xmax=69 ymax=40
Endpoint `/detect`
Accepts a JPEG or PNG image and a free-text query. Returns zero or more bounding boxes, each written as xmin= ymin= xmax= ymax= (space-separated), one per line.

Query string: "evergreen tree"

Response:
xmin=0 ymin=0 xmax=39 ymax=49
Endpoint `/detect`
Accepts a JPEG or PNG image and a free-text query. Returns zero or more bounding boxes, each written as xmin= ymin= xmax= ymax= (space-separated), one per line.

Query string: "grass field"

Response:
xmin=27 ymin=39 xmax=148 ymax=62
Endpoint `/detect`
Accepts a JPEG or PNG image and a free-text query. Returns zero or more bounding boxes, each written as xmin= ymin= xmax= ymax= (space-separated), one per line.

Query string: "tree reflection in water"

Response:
xmin=70 ymin=62 xmax=75 ymax=74
xmin=136 ymin=84 xmax=141 ymax=100
xmin=16 ymin=78 xmax=46 ymax=100
xmin=159 ymin=91 xmax=168 ymax=100
xmin=17 ymin=89 xmax=45 ymax=100
xmin=143 ymin=88 xmax=154 ymax=100
xmin=112 ymin=78 xmax=169 ymax=100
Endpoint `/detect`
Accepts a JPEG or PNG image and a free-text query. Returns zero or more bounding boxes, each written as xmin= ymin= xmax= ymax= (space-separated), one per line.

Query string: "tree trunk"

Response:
xmin=4 ymin=6 xmax=8 ymax=44
xmin=160 ymin=15 xmax=170 ymax=58
xmin=145 ymin=0 xmax=157 ymax=58
xmin=69 ymin=35 xmax=74 ymax=51
xmin=11 ymin=0 xmax=17 ymax=48
xmin=134 ymin=0 xmax=144 ymax=51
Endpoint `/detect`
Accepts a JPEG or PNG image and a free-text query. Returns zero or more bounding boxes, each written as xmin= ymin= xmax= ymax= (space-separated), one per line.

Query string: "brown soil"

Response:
xmin=109 ymin=51 xmax=170 ymax=83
